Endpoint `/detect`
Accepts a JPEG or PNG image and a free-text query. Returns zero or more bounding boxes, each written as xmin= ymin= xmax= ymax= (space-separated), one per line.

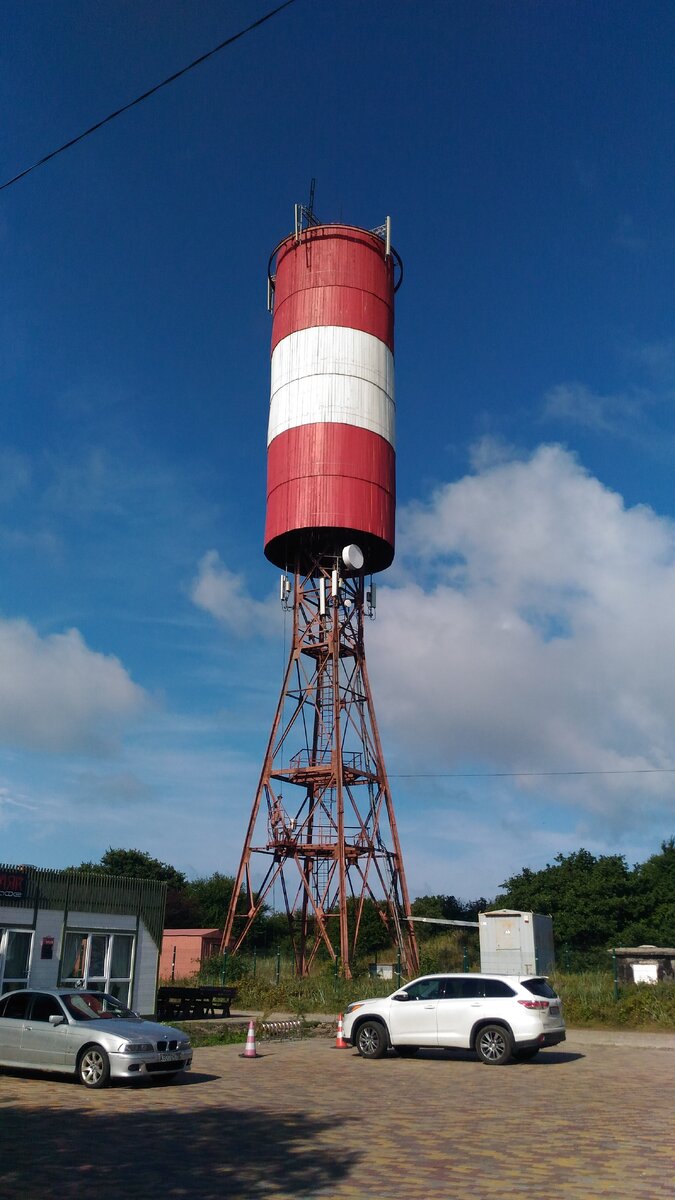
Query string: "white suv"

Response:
xmin=343 ymin=973 xmax=565 ymax=1065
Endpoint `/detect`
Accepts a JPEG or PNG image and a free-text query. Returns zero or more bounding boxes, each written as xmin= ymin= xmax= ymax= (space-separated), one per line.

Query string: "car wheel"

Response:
xmin=394 ymin=1045 xmax=419 ymax=1057
xmin=475 ymin=1024 xmax=512 ymax=1065
xmin=356 ymin=1020 xmax=388 ymax=1059
xmin=514 ymin=1047 xmax=540 ymax=1061
xmin=78 ymin=1044 xmax=111 ymax=1088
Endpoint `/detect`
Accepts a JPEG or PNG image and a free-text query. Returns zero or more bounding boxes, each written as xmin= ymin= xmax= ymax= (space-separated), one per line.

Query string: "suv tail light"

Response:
xmin=518 ymin=999 xmax=549 ymax=1010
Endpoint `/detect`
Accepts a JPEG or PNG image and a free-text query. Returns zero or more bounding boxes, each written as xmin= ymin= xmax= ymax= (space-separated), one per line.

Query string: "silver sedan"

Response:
xmin=0 ymin=988 xmax=193 ymax=1088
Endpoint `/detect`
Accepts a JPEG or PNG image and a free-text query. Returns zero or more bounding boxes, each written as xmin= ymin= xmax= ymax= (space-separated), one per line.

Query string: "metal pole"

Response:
xmin=253 ymin=947 xmax=257 ymax=978
xmin=220 ymin=949 xmax=228 ymax=985
xmin=275 ymin=944 xmax=281 ymax=986
xmin=396 ymin=947 xmax=401 ymax=989
xmin=463 ymin=944 xmax=469 ymax=971
xmin=171 ymin=945 xmax=176 ymax=982
xmin=612 ymin=948 xmax=620 ymax=1001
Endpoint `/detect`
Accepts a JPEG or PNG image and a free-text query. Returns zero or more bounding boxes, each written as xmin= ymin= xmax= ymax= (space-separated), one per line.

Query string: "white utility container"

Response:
xmin=478 ymin=909 xmax=555 ymax=976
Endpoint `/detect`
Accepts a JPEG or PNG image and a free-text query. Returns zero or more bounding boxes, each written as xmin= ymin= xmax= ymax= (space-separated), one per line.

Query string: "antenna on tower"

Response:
xmin=294 ymin=179 xmax=320 ymax=240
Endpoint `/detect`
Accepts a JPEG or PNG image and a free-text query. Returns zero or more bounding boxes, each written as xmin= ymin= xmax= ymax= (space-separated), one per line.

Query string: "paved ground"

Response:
xmin=1 ymin=1031 xmax=674 ymax=1199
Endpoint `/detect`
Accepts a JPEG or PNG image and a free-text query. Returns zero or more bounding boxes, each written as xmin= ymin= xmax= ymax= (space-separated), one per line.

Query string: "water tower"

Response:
xmin=221 ymin=201 xmax=419 ymax=979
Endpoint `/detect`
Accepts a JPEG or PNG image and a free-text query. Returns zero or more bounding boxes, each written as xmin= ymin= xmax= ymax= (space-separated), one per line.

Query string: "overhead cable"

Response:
xmin=389 ymin=767 xmax=675 ymax=780
xmin=0 ymin=0 xmax=296 ymax=193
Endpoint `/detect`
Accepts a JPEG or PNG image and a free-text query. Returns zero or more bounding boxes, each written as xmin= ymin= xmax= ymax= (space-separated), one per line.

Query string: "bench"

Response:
xmin=156 ymin=985 xmax=237 ymax=1021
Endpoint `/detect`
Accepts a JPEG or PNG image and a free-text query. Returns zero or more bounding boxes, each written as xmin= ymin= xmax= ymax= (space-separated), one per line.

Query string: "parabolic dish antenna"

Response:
xmin=342 ymin=544 xmax=364 ymax=571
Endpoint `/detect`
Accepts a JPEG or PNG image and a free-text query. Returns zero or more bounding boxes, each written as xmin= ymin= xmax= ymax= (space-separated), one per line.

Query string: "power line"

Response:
xmin=389 ymin=768 xmax=675 ymax=780
xmin=0 ymin=0 xmax=297 ymax=193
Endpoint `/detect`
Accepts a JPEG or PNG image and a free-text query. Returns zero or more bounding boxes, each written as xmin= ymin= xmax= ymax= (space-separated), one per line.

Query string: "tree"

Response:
xmin=498 ymin=849 xmax=635 ymax=954
xmin=71 ymin=847 xmax=201 ymax=927
xmin=186 ymin=873 xmax=236 ymax=928
xmin=621 ymin=838 xmax=675 ymax=946
xmin=73 ymin=848 xmax=188 ymax=889
xmin=349 ymin=898 xmax=395 ymax=957
xmin=410 ymin=894 xmax=492 ymax=941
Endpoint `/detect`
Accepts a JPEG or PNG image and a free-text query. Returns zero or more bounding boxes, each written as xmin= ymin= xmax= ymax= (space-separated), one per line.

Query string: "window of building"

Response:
xmin=0 ymin=928 xmax=33 ymax=993
xmin=61 ymin=931 xmax=135 ymax=1004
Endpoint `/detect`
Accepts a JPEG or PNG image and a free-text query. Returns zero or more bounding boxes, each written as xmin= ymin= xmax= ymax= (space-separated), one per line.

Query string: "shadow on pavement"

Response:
xmin=0 ymin=1102 xmax=359 ymax=1199
xmin=0 ymin=1066 xmax=221 ymax=1087
xmin=388 ymin=1047 xmax=585 ymax=1066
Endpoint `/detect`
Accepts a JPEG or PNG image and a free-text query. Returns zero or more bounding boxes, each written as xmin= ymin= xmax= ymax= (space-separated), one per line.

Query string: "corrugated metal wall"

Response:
xmin=0 ymin=864 xmax=167 ymax=948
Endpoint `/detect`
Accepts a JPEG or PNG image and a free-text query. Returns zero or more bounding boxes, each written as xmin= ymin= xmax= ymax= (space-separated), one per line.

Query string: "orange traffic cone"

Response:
xmin=240 ymin=1020 xmax=260 ymax=1059
xmin=335 ymin=1013 xmax=349 ymax=1049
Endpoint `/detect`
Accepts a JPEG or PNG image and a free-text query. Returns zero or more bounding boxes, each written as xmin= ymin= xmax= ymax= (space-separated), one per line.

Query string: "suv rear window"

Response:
xmin=442 ymin=978 xmax=516 ymax=999
xmin=521 ymin=978 xmax=557 ymax=999
xmin=480 ymin=979 xmax=517 ymax=998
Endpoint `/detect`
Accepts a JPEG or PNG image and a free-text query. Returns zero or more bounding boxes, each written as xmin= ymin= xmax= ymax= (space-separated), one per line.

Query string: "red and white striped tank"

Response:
xmin=264 ymin=223 xmax=398 ymax=575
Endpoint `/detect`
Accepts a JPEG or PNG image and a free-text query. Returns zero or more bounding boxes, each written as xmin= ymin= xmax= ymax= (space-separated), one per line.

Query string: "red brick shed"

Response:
xmin=159 ymin=928 xmax=222 ymax=982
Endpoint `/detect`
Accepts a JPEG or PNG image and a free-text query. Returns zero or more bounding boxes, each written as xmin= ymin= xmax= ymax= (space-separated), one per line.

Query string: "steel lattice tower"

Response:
xmin=222 ymin=206 xmax=419 ymax=979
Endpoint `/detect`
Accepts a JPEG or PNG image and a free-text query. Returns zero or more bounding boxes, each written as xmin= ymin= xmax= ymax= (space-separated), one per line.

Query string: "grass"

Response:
xmin=161 ymin=964 xmax=675 ymax=1033
xmin=172 ymin=1022 xmax=249 ymax=1048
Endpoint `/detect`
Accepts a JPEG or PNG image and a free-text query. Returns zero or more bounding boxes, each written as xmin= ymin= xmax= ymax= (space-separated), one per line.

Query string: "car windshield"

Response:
xmin=62 ymin=992 xmax=134 ymax=1021
xmin=521 ymin=978 xmax=557 ymax=999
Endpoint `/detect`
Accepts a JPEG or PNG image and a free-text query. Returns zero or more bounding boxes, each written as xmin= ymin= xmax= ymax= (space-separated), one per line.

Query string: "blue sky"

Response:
xmin=2 ymin=0 xmax=675 ymax=900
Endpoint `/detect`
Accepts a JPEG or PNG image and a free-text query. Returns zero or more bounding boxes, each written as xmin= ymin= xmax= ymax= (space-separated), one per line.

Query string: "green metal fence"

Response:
xmin=0 ymin=863 xmax=167 ymax=948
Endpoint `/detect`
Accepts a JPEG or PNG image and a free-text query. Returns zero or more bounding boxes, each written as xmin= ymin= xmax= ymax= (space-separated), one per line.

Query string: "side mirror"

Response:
xmin=392 ymin=991 xmax=409 ymax=1002
xmin=49 ymin=1014 xmax=65 ymax=1026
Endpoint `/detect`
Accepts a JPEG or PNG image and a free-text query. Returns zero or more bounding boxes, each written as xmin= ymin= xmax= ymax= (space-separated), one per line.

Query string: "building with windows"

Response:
xmin=0 ymin=864 xmax=166 ymax=1014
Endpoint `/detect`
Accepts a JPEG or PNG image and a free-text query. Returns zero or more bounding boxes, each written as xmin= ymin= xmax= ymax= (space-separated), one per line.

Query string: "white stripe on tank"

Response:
xmin=268 ymin=326 xmax=395 ymax=447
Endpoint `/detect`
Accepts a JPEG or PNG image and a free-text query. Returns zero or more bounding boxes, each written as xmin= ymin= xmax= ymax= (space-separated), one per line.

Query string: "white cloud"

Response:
xmin=636 ymin=336 xmax=675 ymax=386
xmin=542 ymin=382 xmax=642 ymax=434
xmin=369 ymin=444 xmax=675 ymax=836
xmin=468 ymin=435 xmax=524 ymax=472
xmin=191 ymin=550 xmax=276 ymax=636
xmin=0 ymin=618 xmax=147 ymax=754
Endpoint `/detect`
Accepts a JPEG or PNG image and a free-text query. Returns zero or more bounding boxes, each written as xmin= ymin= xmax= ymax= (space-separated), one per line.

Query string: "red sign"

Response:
xmin=0 ymin=870 xmax=27 ymax=900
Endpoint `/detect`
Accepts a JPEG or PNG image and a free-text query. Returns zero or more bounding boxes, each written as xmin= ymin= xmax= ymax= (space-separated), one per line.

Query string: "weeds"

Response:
xmin=164 ymin=962 xmax=675 ymax=1032
xmin=551 ymin=971 xmax=675 ymax=1028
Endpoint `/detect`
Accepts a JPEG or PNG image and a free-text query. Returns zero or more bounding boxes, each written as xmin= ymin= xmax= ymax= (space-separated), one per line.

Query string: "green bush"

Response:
xmin=551 ymin=971 xmax=675 ymax=1028
xmin=419 ymin=932 xmax=475 ymax=975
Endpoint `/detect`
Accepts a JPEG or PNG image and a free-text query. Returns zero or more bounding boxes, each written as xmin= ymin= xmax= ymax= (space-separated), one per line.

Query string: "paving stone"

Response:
xmin=1 ymin=1033 xmax=673 ymax=1198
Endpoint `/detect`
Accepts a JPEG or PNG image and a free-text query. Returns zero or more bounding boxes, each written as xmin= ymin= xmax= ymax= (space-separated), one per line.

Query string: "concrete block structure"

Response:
xmin=614 ymin=945 xmax=675 ymax=984
xmin=159 ymin=928 xmax=222 ymax=981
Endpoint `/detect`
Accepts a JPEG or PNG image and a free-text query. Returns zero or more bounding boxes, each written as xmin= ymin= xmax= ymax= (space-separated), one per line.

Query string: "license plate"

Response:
xmin=158 ymin=1052 xmax=183 ymax=1062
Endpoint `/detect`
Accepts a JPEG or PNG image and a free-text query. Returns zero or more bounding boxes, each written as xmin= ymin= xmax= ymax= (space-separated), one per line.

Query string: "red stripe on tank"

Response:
xmin=265 ymin=423 xmax=395 ymax=550
xmin=272 ymin=286 xmax=393 ymax=352
xmin=271 ymin=226 xmax=394 ymax=353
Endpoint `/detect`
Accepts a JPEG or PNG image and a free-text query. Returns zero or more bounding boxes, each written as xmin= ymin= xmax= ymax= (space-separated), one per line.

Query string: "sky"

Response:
xmin=2 ymin=0 xmax=675 ymax=902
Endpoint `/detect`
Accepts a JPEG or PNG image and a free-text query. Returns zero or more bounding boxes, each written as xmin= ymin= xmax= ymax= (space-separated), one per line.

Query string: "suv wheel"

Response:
xmin=356 ymin=1019 xmax=388 ymax=1059
xmin=475 ymin=1024 xmax=512 ymax=1065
